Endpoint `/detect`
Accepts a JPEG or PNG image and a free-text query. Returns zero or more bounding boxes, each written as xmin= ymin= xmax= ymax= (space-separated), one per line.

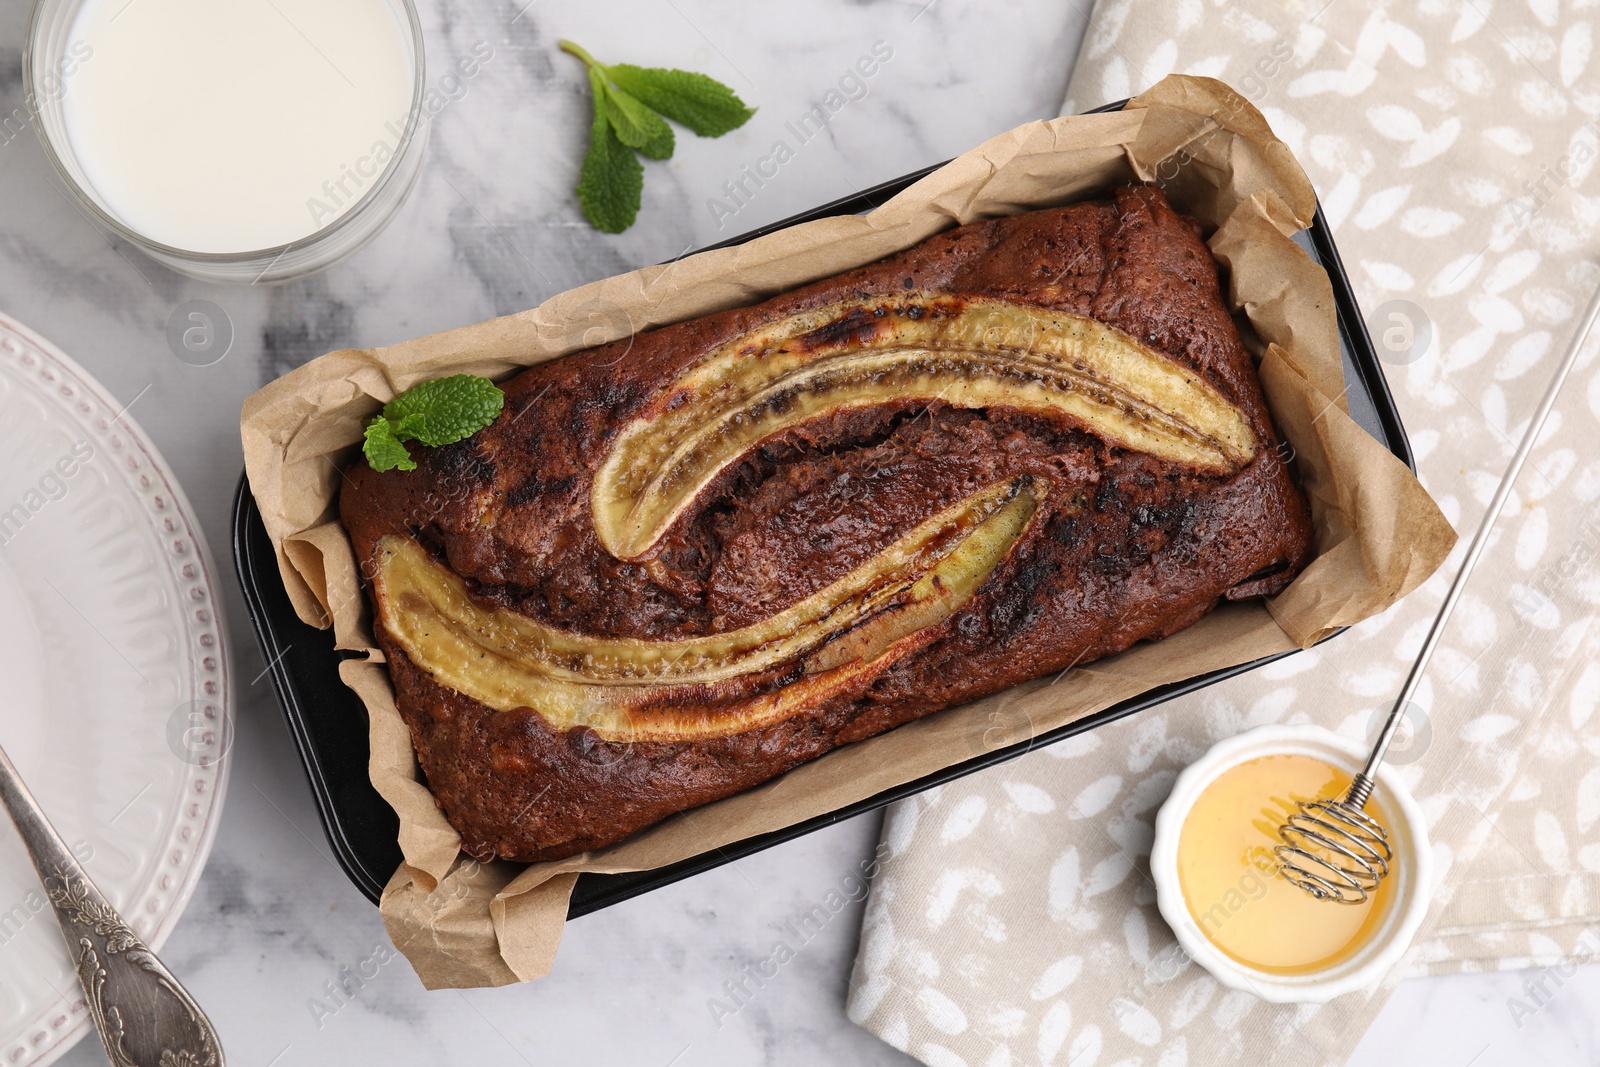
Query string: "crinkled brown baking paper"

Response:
xmin=239 ymin=75 xmax=1456 ymax=989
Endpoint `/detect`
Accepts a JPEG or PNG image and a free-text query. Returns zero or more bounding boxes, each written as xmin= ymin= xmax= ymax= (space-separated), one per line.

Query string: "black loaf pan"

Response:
xmin=232 ymin=101 xmax=1414 ymax=912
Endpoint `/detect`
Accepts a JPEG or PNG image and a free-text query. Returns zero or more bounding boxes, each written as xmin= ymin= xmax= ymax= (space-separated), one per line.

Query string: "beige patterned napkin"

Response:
xmin=848 ymin=1 xmax=1600 ymax=1063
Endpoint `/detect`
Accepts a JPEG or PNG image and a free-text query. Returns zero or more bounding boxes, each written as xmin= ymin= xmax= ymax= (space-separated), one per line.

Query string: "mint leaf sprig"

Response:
xmin=561 ymin=39 xmax=756 ymax=234
xmin=363 ymin=374 xmax=505 ymax=473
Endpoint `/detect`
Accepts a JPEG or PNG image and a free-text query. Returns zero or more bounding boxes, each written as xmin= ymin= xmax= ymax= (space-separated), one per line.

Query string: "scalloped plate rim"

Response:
xmin=0 ymin=310 xmax=233 ymax=1067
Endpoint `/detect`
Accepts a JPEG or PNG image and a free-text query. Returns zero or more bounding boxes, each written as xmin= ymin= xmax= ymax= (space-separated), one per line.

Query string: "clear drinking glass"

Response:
xmin=23 ymin=0 xmax=428 ymax=285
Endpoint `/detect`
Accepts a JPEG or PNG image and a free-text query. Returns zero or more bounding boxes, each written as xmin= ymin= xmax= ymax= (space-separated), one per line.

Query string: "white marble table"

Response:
xmin=0 ymin=0 xmax=1592 ymax=1064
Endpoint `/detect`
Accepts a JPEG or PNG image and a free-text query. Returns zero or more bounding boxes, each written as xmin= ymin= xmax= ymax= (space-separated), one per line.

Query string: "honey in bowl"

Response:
xmin=1175 ymin=753 xmax=1393 ymax=974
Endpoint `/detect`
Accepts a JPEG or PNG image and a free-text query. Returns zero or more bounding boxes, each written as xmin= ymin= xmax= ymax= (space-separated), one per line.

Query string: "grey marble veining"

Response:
xmin=0 ymin=1 xmax=1592 ymax=1065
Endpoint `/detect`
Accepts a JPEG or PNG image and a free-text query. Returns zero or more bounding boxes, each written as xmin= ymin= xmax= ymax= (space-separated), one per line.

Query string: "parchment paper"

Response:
xmin=239 ymin=75 xmax=1456 ymax=989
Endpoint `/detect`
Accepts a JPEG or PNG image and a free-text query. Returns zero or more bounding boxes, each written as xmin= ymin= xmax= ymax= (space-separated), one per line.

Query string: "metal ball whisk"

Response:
xmin=1275 ymin=283 xmax=1600 ymax=905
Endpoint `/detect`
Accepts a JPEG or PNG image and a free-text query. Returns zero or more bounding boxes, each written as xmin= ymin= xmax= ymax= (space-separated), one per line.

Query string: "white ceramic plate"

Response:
xmin=0 ymin=314 xmax=230 ymax=1067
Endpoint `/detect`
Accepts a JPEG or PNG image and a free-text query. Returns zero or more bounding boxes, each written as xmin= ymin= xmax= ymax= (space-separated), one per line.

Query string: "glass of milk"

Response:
xmin=25 ymin=0 xmax=427 ymax=284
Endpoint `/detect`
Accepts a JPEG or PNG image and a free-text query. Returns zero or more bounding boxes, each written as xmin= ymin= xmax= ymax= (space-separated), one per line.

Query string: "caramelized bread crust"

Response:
xmin=340 ymin=186 xmax=1315 ymax=862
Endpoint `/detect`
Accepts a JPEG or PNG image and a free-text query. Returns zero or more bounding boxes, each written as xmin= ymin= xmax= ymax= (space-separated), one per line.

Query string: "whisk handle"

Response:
xmin=1344 ymin=772 xmax=1376 ymax=811
xmin=1363 ymin=282 xmax=1600 ymax=784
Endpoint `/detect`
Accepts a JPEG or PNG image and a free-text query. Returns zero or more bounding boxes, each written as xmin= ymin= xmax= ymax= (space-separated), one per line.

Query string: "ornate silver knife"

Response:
xmin=0 ymin=742 xmax=224 ymax=1067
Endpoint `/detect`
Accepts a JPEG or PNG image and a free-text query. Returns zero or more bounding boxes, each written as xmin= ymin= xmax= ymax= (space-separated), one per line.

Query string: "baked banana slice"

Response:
xmin=592 ymin=293 xmax=1257 ymax=560
xmin=374 ymin=476 xmax=1041 ymax=741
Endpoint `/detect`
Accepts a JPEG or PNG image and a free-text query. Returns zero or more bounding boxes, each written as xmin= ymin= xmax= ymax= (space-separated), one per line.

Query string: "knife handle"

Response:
xmin=0 ymin=743 xmax=225 ymax=1067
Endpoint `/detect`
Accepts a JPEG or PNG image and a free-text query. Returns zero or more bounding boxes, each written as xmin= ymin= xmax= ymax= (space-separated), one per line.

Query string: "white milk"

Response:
xmin=62 ymin=0 xmax=415 ymax=253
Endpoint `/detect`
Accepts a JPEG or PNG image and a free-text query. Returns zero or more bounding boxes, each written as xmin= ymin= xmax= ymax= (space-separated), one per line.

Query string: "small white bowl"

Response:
xmin=1150 ymin=724 xmax=1431 ymax=1003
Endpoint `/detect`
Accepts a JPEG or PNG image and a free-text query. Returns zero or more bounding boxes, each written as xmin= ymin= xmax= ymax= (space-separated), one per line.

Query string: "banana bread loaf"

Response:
xmin=340 ymin=184 xmax=1315 ymax=863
